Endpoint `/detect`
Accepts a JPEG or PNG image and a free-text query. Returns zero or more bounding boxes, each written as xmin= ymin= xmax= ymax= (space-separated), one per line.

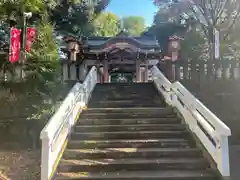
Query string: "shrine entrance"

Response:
xmin=109 ymin=64 xmax=135 ymax=83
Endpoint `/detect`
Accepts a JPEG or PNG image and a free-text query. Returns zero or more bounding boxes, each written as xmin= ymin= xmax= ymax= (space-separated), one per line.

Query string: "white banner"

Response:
xmin=214 ymin=28 xmax=220 ymax=59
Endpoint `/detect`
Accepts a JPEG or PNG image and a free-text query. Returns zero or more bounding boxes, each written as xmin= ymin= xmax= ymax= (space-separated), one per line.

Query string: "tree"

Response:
xmin=50 ymin=0 xmax=111 ymax=37
xmin=154 ymin=0 xmax=240 ymax=60
xmin=122 ymin=16 xmax=146 ymax=36
xmin=0 ymin=20 xmax=9 ymax=46
xmin=145 ymin=5 xmax=189 ymax=56
xmin=180 ymin=27 xmax=207 ymax=61
xmin=26 ymin=18 xmax=59 ymax=86
xmin=93 ymin=12 xmax=120 ymax=36
xmin=0 ymin=0 xmax=57 ymax=23
xmin=0 ymin=0 xmax=57 ymax=78
xmin=146 ymin=22 xmax=186 ymax=55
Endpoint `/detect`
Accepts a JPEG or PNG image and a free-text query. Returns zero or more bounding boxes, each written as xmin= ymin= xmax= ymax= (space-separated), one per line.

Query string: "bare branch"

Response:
xmin=223 ymin=9 xmax=240 ymax=40
xmin=215 ymin=0 xmax=228 ymax=24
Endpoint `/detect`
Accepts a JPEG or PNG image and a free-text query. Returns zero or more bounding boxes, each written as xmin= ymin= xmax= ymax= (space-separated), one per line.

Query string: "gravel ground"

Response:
xmin=0 ymin=149 xmax=40 ymax=180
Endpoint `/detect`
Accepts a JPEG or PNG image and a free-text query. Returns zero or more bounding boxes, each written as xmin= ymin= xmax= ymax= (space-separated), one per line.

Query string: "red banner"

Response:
xmin=9 ymin=27 xmax=21 ymax=63
xmin=26 ymin=27 xmax=37 ymax=53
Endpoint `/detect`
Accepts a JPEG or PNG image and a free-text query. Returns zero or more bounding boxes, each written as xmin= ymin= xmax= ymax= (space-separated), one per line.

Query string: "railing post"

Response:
xmin=216 ymin=135 xmax=230 ymax=177
xmin=41 ymin=134 xmax=50 ymax=180
xmin=79 ymin=87 xmax=85 ymax=108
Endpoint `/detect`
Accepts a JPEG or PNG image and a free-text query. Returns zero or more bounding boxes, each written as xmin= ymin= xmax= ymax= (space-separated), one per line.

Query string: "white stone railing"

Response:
xmin=40 ymin=66 xmax=98 ymax=180
xmin=151 ymin=65 xmax=231 ymax=177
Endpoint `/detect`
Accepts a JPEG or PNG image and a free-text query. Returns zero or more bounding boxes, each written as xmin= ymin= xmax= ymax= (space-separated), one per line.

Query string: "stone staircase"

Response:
xmin=55 ymin=83 xmax=220 ymax=180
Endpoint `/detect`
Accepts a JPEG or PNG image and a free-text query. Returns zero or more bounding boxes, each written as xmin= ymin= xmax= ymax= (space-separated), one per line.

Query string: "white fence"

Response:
xmin=151 ymin=65 xmax=231 ymax=177
xmin=40 ymin=66 xmax=98 ymax=180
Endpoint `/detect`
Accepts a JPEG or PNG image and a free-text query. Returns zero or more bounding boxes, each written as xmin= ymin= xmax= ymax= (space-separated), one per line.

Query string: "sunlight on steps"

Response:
xmin=40 ymin=66 xmax=231 ymax=180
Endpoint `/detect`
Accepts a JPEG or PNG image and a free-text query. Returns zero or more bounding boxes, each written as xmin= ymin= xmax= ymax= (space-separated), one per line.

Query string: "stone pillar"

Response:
xmin=62 ymin=64 xmax=69 ymax=81
xmin=70 ymin=63 xmax=77 ymax=80
xmin=144 ymin=61 xmax=148 ymax=82
xmin=168 ymin=36 xmax=181 ymax=81
xmin=96 ymin=63 xmax=101 ymax=83
xmin=136 ymin=59 xmax=141 ymax=82
xmin=79 ymin=62 xmax=87 ymax=82
xmin=103 ymin=58 xmax=109 ymax=83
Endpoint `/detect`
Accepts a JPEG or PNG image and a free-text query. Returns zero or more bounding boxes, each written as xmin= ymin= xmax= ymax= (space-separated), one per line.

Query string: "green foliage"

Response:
xmin=0 ymin=12 xmax=62 ymax=124
xmin=146 ymin=0 xmax=206 ymax=59
xmin=50 ymin=0 xmax=111 ymax=37
xmin=153 ymin=0 xmax=240 ymax=60
xmin=122 ymin=16 xmax=146 ymax=36
xmin=0 ymin=0 xmax=57 ymax=23
xmin=145 ymin=22 xmax=186 ymax=55
xmin=93 ymin=12 xmax=120 ymax=37
xmin=180 ymin=28 xmax=206 ymax=61
xmin=25 ymin=18 xmax=60 ymax=91
xmin=0 ymin=20 xmax=9 ymax=45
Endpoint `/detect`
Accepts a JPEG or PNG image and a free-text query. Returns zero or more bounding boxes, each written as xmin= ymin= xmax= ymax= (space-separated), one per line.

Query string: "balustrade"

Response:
xmin=151 ymin=65 xmax=231 ymax=177
xmin=40 ymin=66 xmax=98 ymax=180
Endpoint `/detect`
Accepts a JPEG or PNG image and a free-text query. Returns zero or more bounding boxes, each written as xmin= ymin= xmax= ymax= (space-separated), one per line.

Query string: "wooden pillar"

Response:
xmin=103 ymin=58 xmax=109 ymax=83
xmin=136 ymin=59 xmax=141 ymax=82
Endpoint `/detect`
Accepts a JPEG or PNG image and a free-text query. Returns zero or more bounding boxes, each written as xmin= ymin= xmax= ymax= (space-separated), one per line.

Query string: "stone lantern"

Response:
xmin=168 ymin=36 xmax=181 ymax=61
xmin=67 ymin=40 xmax=80 ymax=61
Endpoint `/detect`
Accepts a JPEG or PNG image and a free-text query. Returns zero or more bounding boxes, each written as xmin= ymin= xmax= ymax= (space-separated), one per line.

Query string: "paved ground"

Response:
xmin=230 ymin=146 xmax=240 ymax=180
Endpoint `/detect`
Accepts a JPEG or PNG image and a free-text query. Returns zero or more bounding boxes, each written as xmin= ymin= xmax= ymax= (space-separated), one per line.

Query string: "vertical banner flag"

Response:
xmin=9 ymin=27 xmax=21 ymax=63
xmin=26 ymin=27 xmax=37 ymax=52
xmin=214 ymin=28 xmax=220 ymax=59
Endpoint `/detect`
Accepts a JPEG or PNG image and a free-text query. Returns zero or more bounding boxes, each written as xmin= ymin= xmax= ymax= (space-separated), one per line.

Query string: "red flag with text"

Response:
xmin=9 ymin=27 xmax=21 ymax=63
xmin=26 ymin=27 xmax=37 ymax=53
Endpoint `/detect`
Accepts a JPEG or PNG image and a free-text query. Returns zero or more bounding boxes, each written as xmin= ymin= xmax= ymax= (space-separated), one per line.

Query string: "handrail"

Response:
xmin=151 ymin=65 xmax=231 ymax=177
xmin=172 ymin=82 xmax=231 ymax=136
xmin=151 ymin=66 xmax=173 ymax=104
xmin=40 ymin=66 xmax=98 ymax=180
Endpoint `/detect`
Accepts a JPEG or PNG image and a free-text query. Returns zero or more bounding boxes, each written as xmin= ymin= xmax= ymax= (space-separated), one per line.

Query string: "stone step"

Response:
xmin=95 ymin=82 xmax=154 ymax=86
xmin=97 ymin=100 xmax=164 ymax=104
xmin=81 ymin=111 xmax=172 ymax=118
xmin=70 ymin=131 xmax=189 ymax=140
xmin=84 ymin=107 xmax=174 ymax=114
xmin=77 ymin=117 xmax=180 ymax=125
xmin=92 ymin=90 xmax=157 ymax=94
xmin=67 ymin=139 xmax=193 ymax=149
xmin=58 ymin=158 xmax=209 ymax=173
xmin=99 ymin=96 xmax=162 ymax=100
xmin=63 ymin=148 xmax=202 ymax=159
xmin=80 ymin=113 xmax=176 ymax=118
xmin=85 ymin=107 xmax=169 ymax=113
xmin=90 ymin=89 xmax=159 ymax=93
xmin=74 ymin=124 xmax=185 ymax=132
xmin=88 ymin=104 xmax=164 ymax=108
xmin=55 ymin=83 xmax=219 ymax=180
xmin=80 ymin=110 xmax=175 ymax=119
xmin=93 ymin=85 xmax=156 ymax=90
xmin=91 ymin=94 xmax=161 ymax=99
xmin=56 ymin=170 xmax=217 ymax=180
xmin=97 ymin=100 xmax=163 ymax=104
xmin=91 ymin=88 xmax=158 ymax=93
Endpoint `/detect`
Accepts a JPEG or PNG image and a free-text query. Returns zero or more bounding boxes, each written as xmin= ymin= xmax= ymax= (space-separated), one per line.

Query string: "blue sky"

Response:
xmin=105 ymin=0 xmax=158 ymax=26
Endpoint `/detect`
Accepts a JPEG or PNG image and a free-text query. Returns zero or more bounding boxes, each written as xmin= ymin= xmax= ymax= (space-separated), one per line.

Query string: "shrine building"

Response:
xmin=61 ymin=31 xmax=163 ymax=83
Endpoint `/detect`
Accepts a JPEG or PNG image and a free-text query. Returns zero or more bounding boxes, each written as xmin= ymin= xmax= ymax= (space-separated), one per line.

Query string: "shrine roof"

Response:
xmin=82 ymin=33 xmax=160 ymax=50
xmin=61 ymin=30 xmax=161 ymax=53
